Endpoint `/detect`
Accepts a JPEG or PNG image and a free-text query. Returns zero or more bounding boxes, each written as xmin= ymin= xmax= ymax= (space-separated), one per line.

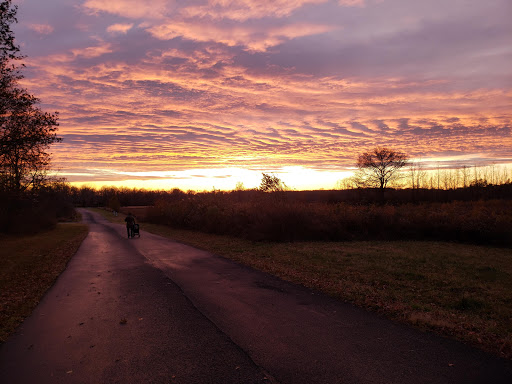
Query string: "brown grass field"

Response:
xmin=0 ymin=223 xmax=89 ymax=343
xmin=97 ymin=207 xmax=512 ymax=360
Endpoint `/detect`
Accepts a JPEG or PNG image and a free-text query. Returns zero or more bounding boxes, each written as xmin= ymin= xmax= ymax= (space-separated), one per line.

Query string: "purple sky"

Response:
xmin=12 ymin=0 xmax=512 ymax=190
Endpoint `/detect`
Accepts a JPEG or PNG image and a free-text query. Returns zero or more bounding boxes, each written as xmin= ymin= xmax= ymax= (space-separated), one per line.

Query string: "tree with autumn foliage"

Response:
xmin=0 ymin=0 xmax=60 ymax=196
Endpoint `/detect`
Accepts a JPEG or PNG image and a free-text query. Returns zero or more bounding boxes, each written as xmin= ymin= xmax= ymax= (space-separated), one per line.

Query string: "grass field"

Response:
xmin=0 ymin=223 xmax=89 ymax=343
xmin=95 ymin=208 xmax=512 ymax=359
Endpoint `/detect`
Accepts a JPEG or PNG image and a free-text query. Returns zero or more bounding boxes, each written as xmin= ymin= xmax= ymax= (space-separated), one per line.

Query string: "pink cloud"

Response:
xmin=28 ymin=23 xmax=54 ymax=35
xmin=148 ymin=20 xmax=336 ymax=51
xmin=82 ymin=0 xmax=171 ymax=19
xmin=106 ymin=23 xmax=134 ymax=34
xmin=71 ymin=42 xmax=112 ymax=59
xmin=338 ymin=0 xmax=366 ymax=6
xmin=181 ymin=0 xmax=327 ymax=21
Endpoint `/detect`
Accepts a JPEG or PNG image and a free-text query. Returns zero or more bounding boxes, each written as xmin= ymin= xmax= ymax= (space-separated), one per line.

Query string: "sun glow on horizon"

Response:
xmin=61 ymin=160 xmax=512 ymax=192
xmin=62 ymin=166 xmax=356 ymax=191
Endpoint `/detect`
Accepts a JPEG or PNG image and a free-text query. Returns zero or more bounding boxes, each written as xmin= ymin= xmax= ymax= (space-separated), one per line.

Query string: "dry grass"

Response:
xmin=0 ymin=223 xmax=89 ymax=342
xmin=146 ymin=196 xmax=512 ymax=245
xmin=94 ymin=208 xmax=512 ymax=359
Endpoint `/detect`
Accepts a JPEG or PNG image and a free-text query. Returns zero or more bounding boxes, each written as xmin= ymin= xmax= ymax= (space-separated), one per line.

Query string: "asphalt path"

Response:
xmin=1 ymin=209 xmax=511 ymax=383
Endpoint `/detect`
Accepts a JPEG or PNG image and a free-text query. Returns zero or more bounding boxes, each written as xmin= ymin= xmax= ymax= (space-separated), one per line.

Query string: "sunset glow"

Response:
xmin=13 ymin=0 xmax=512 ymax=190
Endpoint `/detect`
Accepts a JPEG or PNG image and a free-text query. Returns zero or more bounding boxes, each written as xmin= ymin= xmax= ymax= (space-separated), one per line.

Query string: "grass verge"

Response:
xmin=94 ymin=208 xmax=512 ymax=359
xmin=0 ymin=223 xmax=89 ymax=342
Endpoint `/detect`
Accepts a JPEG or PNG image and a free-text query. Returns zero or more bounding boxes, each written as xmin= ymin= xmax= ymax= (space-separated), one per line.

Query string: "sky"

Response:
xmin=12 ymin=0 xmax=512 ymax=190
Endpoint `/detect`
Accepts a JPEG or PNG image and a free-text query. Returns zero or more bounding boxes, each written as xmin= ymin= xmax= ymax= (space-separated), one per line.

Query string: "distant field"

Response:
xmin=0 ymin=223 xmax=89 ymax=343
xmin=94 ymin=207 xmax=512 ymax=359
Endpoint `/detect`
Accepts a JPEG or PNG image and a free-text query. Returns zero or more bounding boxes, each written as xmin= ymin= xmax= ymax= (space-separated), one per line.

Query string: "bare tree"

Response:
xmin=335 ymin=178 xmax=357 ymax=190
xmin=409 ymin=160 xmax=427 ymax=189
xmin=355 ymin=147 xmax=408 ymax=196
xmin=461 ymin=165 xmax=470 ymax=188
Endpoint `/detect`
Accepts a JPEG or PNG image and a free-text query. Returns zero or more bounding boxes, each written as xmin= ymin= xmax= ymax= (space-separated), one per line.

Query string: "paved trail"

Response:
xmin=1 ymin=209 xmax=511 ymax=383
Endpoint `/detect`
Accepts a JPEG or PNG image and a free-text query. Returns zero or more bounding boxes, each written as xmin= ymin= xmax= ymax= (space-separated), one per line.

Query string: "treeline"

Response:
xmin=69 ymin=181 xmax=512 ymax=207
xmin=0 ymin=183 xmax=76 ymax=234
xmin=69 ymin=185 xmax=178 ymax=208
xmin=0 ymin=184 xmax=173 ymax=234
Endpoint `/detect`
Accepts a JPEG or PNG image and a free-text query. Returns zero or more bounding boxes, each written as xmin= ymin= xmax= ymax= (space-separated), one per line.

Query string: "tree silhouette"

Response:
xmin=0 ymin=0 xmax=21 ymax=113
xmin=0 ymin=0 xmax=60 ymax=195
xmin=259 ymin=173 xmax=286 ymax=192
xmin=355 ymin=147 xmax=408 ymax=199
